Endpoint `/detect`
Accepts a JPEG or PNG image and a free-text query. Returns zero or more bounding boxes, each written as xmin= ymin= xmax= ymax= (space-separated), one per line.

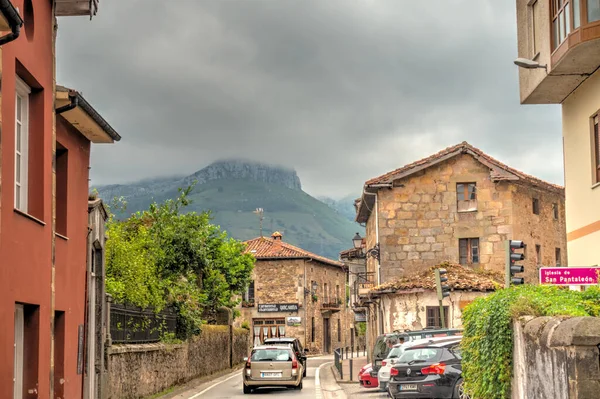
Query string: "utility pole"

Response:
xmin=254 ymin=208 xmax=264 ymax=237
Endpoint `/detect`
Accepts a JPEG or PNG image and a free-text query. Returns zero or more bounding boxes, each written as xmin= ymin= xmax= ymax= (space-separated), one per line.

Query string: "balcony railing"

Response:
xmin=353 ymin=272 xmax=376 ymax=303
xmin=322 ymin=298 xmax=343 ymax=309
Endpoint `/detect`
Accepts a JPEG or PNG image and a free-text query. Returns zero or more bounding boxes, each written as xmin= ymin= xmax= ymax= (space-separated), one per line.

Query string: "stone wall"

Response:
xmin=369 ymin=154 xmax=566 ymax=283
xmin=512 ymin=183 xmax=567 ymax=284
xmin=512 ymin=316 xmax=600 ymax=399
xmin=108 ymin=326 xmax=250 ymax=399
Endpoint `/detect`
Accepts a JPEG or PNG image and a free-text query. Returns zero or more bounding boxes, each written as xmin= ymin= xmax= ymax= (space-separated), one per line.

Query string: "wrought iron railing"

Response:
xmin=110 ymin=303 xmax=177 ymax=344
xmin=322 ymin=297 xmax=343 ymax=309
xmin=353 ymin=272 xmax=376 ymax=302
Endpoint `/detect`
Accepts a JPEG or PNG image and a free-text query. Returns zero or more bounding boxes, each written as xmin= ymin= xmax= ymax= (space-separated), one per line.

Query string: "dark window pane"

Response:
xmin=468 ymin=184 xmax=477 ymax=200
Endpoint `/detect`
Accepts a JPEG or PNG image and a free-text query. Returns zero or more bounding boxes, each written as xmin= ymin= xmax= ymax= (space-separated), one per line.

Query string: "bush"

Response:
xmin=462 ymin=285 xmax=600 ymax=399
xmin=241 ymin=321 xmax=250 ymax=330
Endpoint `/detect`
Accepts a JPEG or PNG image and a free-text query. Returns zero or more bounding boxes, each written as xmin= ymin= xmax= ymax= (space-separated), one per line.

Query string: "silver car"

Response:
xmin=242 ymin=345 xmax=304 ymax=394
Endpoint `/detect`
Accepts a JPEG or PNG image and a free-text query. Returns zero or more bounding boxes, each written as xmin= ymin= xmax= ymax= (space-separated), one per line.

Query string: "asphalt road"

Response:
xmin=170 ymin=356 xmax=335 ymax=399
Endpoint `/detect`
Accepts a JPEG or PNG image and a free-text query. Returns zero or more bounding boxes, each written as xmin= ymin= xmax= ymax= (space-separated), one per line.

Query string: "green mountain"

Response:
xmin=94 ymin=160 xmax=364 ymax=260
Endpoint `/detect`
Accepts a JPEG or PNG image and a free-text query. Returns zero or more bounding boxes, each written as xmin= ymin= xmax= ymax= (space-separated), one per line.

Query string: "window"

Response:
xmin=311 ymin=317 xmax=315 ymax=342
xmin=593 ymin=114 xmax=600 ymax=184
xmin=536 ymin=245 xmax=542 ymax=266
xmin=456 ymin=183 xmax=477 ymax=212
xmin=337 ymin=319 xmax=341 ymax=342
xmin=532 ymin=198 xmax=540 ymax=215
xmin=574 ymin=0 xmax=581 ymax=28
xmin=555 ymin=248 xmax=562 ymax=266
xmin=530 ymin=0 xmax=541 ymax=57
xmin=324 ymin=283 xmax=328 ymax=303
xmin=552 ymin=0 xmax=572 ymax=50
xmin=55 ymin=142 xmax=68 ymax=236
xmin=459 ymin=238 xmax=480 ymax=265
xmin=244 ymin=281 xmax=255 ymax=303
xmin=15 ymin=77 xmax=30 ymax=212
xmin=426 ymin=306 xmax=449 ymax=329
xmin=589 ymin=0 xmax=600 ymax=23
xmin=553 ymin=203 xmax=559 ymax=220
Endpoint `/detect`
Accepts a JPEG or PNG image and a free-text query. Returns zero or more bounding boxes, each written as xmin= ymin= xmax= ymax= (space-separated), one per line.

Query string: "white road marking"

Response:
xmin=188 ymin=372 xmax=240 ymax=398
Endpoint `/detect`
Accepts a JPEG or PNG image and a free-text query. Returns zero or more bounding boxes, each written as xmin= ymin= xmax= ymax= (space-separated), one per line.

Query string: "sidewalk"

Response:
xmin=318 ymin=363 xmax=347 ymax=399
xmin=334 ymin=356 xmax=368 ymax=382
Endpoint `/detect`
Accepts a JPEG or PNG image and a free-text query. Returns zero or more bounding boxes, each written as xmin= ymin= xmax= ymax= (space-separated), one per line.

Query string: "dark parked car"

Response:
xmin=371 ymin=328 xmax=462 ymax=376
xmin=387 ymin=339 xmax=468 ymax=399
xmin=263 ymin=337 xmax=309 ymax=377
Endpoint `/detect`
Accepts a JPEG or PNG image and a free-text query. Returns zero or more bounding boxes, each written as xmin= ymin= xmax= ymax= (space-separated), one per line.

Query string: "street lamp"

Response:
xmin=514 ymin=57 xmax=547 ymax=71
xmin=352 ymin=232 xmax=363 ymax=249
xmin=350 ymin=233 xmax=380 ymax=262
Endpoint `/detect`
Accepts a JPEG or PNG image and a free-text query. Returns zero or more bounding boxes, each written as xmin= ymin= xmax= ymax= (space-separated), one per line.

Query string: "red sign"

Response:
xmin=539 ymin=267 xmax=600 ymax=286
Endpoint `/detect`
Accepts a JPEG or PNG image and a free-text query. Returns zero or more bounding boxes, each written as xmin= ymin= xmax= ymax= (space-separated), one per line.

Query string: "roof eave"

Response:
xmin=56 ymin=88 xmax=121 ymax=143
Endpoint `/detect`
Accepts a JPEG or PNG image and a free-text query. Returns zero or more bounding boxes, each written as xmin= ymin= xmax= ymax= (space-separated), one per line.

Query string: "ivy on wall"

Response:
xmin=462 ymin=285 xmax=600 ymax=399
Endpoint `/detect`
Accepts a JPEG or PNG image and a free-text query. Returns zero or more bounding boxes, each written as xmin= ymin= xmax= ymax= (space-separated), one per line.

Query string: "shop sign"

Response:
xmin=257 ymin=303 xmax=299 ymax=313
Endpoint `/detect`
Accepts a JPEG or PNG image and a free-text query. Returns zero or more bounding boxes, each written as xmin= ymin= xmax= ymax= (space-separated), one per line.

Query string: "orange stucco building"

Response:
xmin=0 ymin=2 xmax=120 ymax=398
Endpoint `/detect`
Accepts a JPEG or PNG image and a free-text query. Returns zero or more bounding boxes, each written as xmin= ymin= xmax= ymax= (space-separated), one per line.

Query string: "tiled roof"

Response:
xmin=366 ymin=141 xmax=563 ymax=193
xmin=372 ymin=262 xmax=503 ymax=293
xmin=244 ymin=236 xmax=344 ymax=268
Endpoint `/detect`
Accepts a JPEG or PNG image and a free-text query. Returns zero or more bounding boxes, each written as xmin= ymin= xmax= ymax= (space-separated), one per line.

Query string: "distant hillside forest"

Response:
xmin=94 ymin=160 xmax=363 ymax=260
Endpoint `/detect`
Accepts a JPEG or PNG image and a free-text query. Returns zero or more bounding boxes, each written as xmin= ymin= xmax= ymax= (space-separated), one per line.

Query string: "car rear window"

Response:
xmin=397 ymin=348 xmax=442 ymax=364
xmin=387 ymin=346 xmax=404 ymax=359
xmin=251 ymin=348 xmax=293 ymax=362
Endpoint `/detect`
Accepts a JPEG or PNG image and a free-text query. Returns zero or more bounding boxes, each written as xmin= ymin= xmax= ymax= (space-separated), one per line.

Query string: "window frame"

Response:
xmin=532 ymin=198 xmax=540 ymax=215
xmin=592 ymin=112 xmax=600 ymax=185
xmin=15 ymin=77 xmax=31 ymax=213
xmin=456 ymin=182 xmax=477 ymax=212
xmin=459 ymin=238 xmax=480 ymax=265
xmin=426 ymin=306 xmax=449 ymax=329
xmin=552 ymin=0 xmax=572 ymax=50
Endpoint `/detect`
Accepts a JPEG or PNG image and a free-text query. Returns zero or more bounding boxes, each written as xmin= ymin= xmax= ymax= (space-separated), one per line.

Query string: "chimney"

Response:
xmin=271 ymin=231 xmax=283 ymax=241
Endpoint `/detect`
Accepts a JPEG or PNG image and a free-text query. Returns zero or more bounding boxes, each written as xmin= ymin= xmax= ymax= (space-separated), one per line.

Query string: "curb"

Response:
xmin=318 ymin=363 xmax=348 ymax=399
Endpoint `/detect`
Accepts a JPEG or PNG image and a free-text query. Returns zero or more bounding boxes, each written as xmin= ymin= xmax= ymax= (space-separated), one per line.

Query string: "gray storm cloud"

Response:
xmin=55 ymin=0 xmax=562 ymax=198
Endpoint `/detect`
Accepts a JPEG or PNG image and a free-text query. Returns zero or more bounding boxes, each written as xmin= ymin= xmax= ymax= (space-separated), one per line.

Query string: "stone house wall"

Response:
xmin=108 ymin=326 xmax=250 ymax=399
xmin=512 ymin=316 xmax=600 ymax=399
xmin=378 ymin=290 xmax=486 ymax=333
xmin=512 ymin=183 xmax=568 ymax=283
xmin=368 ymin=154 xmax=566 ymax=283
xmin=238 ymin=258 xmax=353 ymax=354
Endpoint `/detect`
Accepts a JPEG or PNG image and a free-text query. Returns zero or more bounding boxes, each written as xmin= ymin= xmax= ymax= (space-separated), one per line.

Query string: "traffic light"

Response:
xmin=505 ymin=240 xmax=525 ymax=288
xmin=435 ymin=269 xmax=450 ymax=300
xmin=435 ymin=269 xmax=450 ymax=328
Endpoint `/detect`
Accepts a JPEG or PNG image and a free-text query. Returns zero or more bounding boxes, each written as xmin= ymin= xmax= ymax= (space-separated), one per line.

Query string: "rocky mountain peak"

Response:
xmin=184 ymin=159 xmax=302 ymax=190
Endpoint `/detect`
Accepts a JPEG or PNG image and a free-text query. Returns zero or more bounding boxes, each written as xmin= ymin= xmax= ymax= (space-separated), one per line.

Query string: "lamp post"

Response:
xmin=513 ymin=57 xmax=547 ymax=71
xmin=351 ymin=233 xmax=380 ymax=262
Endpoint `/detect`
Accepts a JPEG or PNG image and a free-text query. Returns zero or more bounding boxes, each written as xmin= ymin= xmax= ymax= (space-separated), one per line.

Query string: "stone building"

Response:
xmin=238 ymin=232 xmax=353 ymax=354
xmin=355 ymin=142 xmax=567 ymax=290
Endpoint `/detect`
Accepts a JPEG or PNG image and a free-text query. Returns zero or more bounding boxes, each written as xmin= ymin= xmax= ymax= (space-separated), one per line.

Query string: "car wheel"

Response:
xmin=296 ymin=381 xmax=303 ymax=390
xmin=243 ymin=384 xmax=252 ymax=394
xmin=454 ymin=379 xmax=470 ymax=399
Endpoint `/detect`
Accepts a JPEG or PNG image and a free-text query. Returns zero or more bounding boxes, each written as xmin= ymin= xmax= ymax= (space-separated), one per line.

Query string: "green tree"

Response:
xmin=104 ymin=183 xmax=255 ymax=339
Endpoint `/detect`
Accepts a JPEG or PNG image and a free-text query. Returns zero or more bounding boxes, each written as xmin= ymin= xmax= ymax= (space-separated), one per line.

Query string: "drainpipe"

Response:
xmin=56 ymin=94 xmax=78 ymax=114
xmin=0 ymin=0 xmax=23 ymax=46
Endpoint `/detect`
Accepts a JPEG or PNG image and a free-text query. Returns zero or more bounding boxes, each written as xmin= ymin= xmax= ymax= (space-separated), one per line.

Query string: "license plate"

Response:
xmin=400 ymin=384 xmax=418 ymax=391
xmin=261 ymin=372 xmax=282 ymax=378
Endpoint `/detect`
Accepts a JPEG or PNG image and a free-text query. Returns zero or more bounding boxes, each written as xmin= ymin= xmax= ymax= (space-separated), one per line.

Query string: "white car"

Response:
xmin=377 ymin=335 xmax=463 ymax=392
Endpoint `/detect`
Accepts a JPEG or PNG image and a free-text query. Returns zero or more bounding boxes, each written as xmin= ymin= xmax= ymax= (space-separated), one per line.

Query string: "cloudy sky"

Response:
xmin=56 ymin=0 xmax=562 ymax=199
